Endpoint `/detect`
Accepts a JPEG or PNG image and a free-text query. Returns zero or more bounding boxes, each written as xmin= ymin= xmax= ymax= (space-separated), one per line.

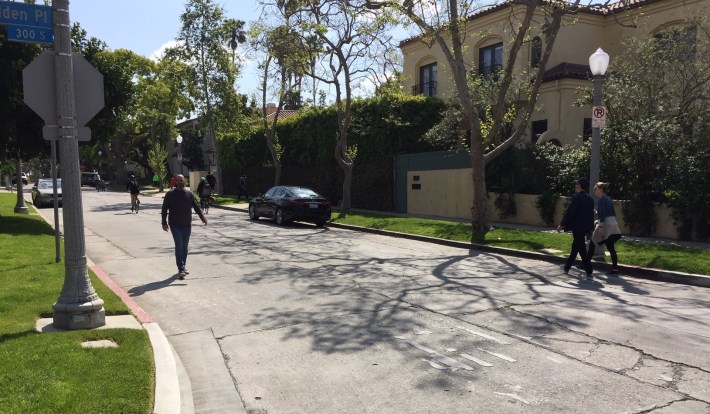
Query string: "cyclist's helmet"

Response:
xmin=200 ymin=177 xmax=205 ymax=181
xmin=130 ymin=174 xmax=135 ymax=179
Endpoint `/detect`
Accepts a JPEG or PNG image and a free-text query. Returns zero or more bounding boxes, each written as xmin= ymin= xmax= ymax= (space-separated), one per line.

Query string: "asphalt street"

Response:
xmin=34 ymin=187 xmax=710 ymax=413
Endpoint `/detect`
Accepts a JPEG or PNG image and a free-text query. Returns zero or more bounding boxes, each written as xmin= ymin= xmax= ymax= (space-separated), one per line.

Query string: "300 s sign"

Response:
xmin=7 ymin=24 xmax=52 ymax=44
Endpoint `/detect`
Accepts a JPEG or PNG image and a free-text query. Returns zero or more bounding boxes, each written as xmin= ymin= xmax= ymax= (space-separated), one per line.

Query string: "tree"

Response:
xmin=250 ymin=22 xmax=311 ymax=185
xmin=166 ymin=0 xmax=249 ymax=191
xmin=601 ymin=22 xmax=710 ymax=238
xmin=274 ymin=0 xmax=399 ymax=212
xmin=147 ymin=141 xmax=169 ymax=191
xmin=369 ymin=0 xmax=583 ymax=234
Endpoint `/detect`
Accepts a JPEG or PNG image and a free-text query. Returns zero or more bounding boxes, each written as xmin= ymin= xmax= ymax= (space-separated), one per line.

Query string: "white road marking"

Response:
xmin=477 ymin=348 xmax=517 ymax=362
xmin=494 ymin=392 xmax=530 ymax=404
xmin=457 ymin=326 xmax=511 ymax=344
xmin=659 ymin=375 xmax=674 ymax=382
xmin=546 ymin=356 xmax=564 ymax=363
xmin=460 ymin=353 xmax=493 ymax=367
xmin=415 ymin=330 xmax=433 ymax=335
xmin=509 ymin=333 xmax=550 ymax=348
xmin=430 ymin=354 xmax=474 ymax=371
xmin=406 ymin=340 xmax=437 ymax=354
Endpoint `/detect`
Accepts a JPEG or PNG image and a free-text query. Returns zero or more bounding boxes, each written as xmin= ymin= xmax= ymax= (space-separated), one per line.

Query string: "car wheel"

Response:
xmin=275 ymin=208 xmax=286 ymax=225
xmin=249 ymin=204 xmax=259 ymax=220
xmin=316 ymin=220 xmax=326 ymax=228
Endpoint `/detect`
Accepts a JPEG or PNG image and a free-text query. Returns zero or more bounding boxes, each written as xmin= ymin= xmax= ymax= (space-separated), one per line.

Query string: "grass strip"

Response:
xmin=0 ymin=194 xmax=154 ymax=413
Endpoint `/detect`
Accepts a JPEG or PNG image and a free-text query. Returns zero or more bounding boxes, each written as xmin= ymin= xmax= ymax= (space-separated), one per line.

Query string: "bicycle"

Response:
xmin=130 ymin=193 xmax=140 ymax=213
xmin=200 ymin=194 xmax=210 ymax=214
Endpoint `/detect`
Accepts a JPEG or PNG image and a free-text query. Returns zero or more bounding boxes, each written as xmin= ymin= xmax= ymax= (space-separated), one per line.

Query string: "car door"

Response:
xmin=256 ymin=187 xmax=278 ymax=217
xmin=265 ymin=187 xmax=286 ymax=218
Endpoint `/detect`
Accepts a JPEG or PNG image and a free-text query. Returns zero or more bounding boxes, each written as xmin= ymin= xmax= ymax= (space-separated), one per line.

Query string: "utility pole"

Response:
xmin=51 ymin=0 xmax=105 ymax=329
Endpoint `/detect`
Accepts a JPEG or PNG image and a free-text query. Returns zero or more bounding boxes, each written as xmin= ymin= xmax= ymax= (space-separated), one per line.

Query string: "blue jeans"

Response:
xmin=170 ymin=225 xmax=192 ymax=273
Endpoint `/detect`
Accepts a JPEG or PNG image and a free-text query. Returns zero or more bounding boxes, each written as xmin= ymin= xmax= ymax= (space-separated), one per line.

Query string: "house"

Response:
xmin=400 ymin=0 xmax=705 ymax=146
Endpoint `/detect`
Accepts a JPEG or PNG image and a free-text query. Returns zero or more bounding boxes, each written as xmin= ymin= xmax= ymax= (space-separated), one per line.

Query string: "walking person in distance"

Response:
xmin=161 ymin=174 xmax=207 ymax=280
xmin=588 ymin=182 xmax=622 ymax=275
xmin=557 ymin=177 xmax=595 ymax=280
xmin=237 ymin=174 xmax=249 ymax=201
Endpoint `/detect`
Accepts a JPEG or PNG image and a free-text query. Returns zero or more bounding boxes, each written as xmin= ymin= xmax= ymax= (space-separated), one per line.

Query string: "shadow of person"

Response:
xmin=128 ymin=274 xmax=183 ymax=297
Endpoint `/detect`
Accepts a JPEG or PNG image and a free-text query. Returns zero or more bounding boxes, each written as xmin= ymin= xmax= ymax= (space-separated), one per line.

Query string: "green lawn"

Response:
xmin=327 ymin=211 xmax=710 ymax=276
xmin=0 ymin=194 xmax=154 ymax=413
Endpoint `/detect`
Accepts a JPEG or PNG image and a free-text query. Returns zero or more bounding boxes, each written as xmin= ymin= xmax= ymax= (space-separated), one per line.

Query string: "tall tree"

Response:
xmin=166 ymin=0 xmax=248 ymax=191
xmin=275 ymin=0 xmax=398 ymax=212
xmin=369 ymin=0 xmax=584 ymax=234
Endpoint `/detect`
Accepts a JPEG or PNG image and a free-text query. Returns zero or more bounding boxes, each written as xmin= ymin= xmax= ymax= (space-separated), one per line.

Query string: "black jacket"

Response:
xmin=560 ymin=191 xmax=594 ymax=234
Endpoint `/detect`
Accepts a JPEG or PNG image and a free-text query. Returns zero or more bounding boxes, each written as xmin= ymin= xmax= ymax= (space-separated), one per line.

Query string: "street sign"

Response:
xmin=0 ymin=1 xmax=52 ymax=28
xmin=23 ymin=50 xmax=105 ymax=135
xmin=592 ymin=105 xmax=607 ymax=128
xmin=6 ymin=23 xmax=52 ymax=44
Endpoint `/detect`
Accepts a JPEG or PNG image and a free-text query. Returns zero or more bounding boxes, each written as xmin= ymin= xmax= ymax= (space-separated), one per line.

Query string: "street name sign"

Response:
xmin=0 ymin=1 xmax=53 ymax=44
xmin=6 ymin=23 xmax=52 ymax=44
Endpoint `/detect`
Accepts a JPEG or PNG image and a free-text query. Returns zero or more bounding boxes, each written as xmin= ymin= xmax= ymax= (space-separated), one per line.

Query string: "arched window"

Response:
xmin=417 ymin=63 xmax=437 ymax=96
xmin=531 ymin=37 xmax=542 ymax=68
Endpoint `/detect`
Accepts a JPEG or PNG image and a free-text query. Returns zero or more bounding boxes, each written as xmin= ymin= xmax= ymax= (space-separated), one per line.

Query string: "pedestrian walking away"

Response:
xmin=126 ymin=174 xmax=141 ymax=213
xmin=161 ymin=174 xmax=207 ymax=279
xmin=170 ymin=175 xmax=176 ymax=189
xmin=588 ymin=182 xmax=623 ymax=275
xmin=152 ymin=173 xmax=159 ymax=188
xmin=196 ymin=176 xmax=212 ymax=214
xmin=557 ymin=177 xmax=595 ymax=280
xmin=237 ymin=174 xmax=249 ymax=200
xmin=206 ymin=171 xmax=217 ymax=191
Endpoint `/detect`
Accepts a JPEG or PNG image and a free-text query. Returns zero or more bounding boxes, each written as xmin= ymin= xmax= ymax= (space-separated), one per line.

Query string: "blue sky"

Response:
xmin=69 ymin=0 xmax=264 ymax=96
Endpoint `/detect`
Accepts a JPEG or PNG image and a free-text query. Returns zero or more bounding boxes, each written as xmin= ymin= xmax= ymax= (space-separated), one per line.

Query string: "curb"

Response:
xmin=214 ymin=203 xmax=710 ymax=289
xmin=89 ymin=262 xmax=180 ymax=414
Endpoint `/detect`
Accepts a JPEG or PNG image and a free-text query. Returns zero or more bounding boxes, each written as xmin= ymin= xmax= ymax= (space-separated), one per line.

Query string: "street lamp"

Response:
xmin=176 ymin=134 xmax=183 ymax=174
xmin=97 ymin=150 xmax=102 ymax=176
xmin=588 ymin=47 xmax=609 ymax=196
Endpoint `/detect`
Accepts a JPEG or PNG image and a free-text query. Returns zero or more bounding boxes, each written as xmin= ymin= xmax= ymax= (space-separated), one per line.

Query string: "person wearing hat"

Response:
xmin=557 ymin=177 xmax=595 ymax=280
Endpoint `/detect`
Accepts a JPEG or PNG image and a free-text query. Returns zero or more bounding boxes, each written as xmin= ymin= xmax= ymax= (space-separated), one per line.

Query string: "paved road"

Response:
xmin=39 ymin=188 xmax=710 ymax=413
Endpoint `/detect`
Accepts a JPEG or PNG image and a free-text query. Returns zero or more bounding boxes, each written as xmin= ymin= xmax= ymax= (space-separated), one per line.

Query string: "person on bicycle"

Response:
xmin=196 ymin=177 xmax=212 ymax=213
xmin=127 ymin=174 xmax=141 ymax=213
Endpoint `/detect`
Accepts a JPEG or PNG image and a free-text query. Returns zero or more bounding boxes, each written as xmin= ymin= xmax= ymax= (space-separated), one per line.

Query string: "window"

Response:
xmin=417 ymin=63 xmax=437 ymax=96
xmin=654 ymin=25 xmax=696 ymax=60
xmin=531 ymin=37 xmax=542 ymax=68
xmin=531 ymin=120 xmax=548 ymax=144
xmin=583 ymin=118 xmax=592 ymax=142
xmin=479 ymin=42 xmax=503 ymax=79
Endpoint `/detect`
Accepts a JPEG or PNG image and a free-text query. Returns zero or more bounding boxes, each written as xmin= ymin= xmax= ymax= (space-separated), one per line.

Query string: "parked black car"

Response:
xmin=32 ymin=178 xmax=62 ymax=207
xmin=81 ymin=172 xmax=101 ymax=187
xmin=248 ymin=186 xmax=331 ymax=227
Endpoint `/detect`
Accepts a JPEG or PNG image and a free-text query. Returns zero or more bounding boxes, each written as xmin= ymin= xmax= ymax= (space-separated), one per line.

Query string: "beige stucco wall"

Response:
xmin=400 ymin=0 xmax=708 ymax=146
xmin=407 ymin=168 xmax=681 ymax=239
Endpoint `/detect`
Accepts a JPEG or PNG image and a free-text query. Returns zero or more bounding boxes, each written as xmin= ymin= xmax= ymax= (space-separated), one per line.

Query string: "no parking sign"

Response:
xmin=592 ymin=106 xmax=607 ymax=128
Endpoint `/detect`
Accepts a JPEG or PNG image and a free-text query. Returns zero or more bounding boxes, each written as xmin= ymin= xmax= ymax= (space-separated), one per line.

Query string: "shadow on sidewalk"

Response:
xmin=128 ymin=274 xmax=184 ymax=297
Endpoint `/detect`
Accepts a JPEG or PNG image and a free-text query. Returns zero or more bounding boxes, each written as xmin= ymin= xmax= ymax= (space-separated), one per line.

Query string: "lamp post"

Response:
xmin=97 ymin=150 xmax=102 ymax=177
xmin=176 ymin=134 xmax=183 ymax=175
xmin=588 ymin=48 xmax=609 ymax=196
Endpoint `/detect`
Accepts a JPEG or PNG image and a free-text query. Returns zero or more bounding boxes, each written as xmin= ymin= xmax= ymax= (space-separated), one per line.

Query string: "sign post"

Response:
xmin=49 ymin=0 xmax=105 ymax=330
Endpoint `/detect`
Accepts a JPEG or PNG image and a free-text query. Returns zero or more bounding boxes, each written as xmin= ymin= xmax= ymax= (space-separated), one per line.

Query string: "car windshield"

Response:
xmin=292 ymin=188 xmax=320 ymax=198
xmin=38 ymin=180 xmax=61 ymax=189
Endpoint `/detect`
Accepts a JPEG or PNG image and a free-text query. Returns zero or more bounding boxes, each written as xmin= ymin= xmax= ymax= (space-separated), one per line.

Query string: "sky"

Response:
xmin=68 ymin=0 xmax=266 ymax=99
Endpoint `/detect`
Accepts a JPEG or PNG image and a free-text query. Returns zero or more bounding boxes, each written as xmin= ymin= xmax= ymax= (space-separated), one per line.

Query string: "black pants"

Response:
xmin=588 ymin=234 xmax=621 ymax=269
xmin=566 ymin=231 xmax=592 ymax=275
xmin=237 ymin=186 xmax=248 ymax=200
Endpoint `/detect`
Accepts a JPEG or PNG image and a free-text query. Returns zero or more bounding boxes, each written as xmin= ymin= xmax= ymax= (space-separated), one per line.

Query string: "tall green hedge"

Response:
xmin=219 ymin=95 xmax=447 ymax=210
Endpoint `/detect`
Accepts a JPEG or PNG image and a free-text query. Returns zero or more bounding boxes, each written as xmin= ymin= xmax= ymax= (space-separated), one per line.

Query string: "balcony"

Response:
xmin=412 ymin=81 xmax=437 ymax=97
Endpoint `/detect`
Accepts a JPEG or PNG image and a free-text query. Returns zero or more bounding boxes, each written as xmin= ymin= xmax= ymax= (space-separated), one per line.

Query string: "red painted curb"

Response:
xmin=89 ymin=263 xmax=154 ymax=324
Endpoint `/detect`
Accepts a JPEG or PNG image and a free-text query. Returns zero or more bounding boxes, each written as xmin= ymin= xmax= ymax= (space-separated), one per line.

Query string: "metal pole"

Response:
xmin=590 ymin=74 xmax=604 ymax=200
xmin=52 ymin=0 xmax=105 ymax=330
xmin=13 ymin=157 xmax=29 ymax=213
xmin=51 ymin=138 xmax=61 ymax=263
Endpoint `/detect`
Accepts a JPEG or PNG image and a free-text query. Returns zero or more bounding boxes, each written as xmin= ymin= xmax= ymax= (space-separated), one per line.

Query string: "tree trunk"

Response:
xmin=470 ymin=133 xmax=489 ymax=235
xmin=341 ymin=162 xmax=353 ymax=213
